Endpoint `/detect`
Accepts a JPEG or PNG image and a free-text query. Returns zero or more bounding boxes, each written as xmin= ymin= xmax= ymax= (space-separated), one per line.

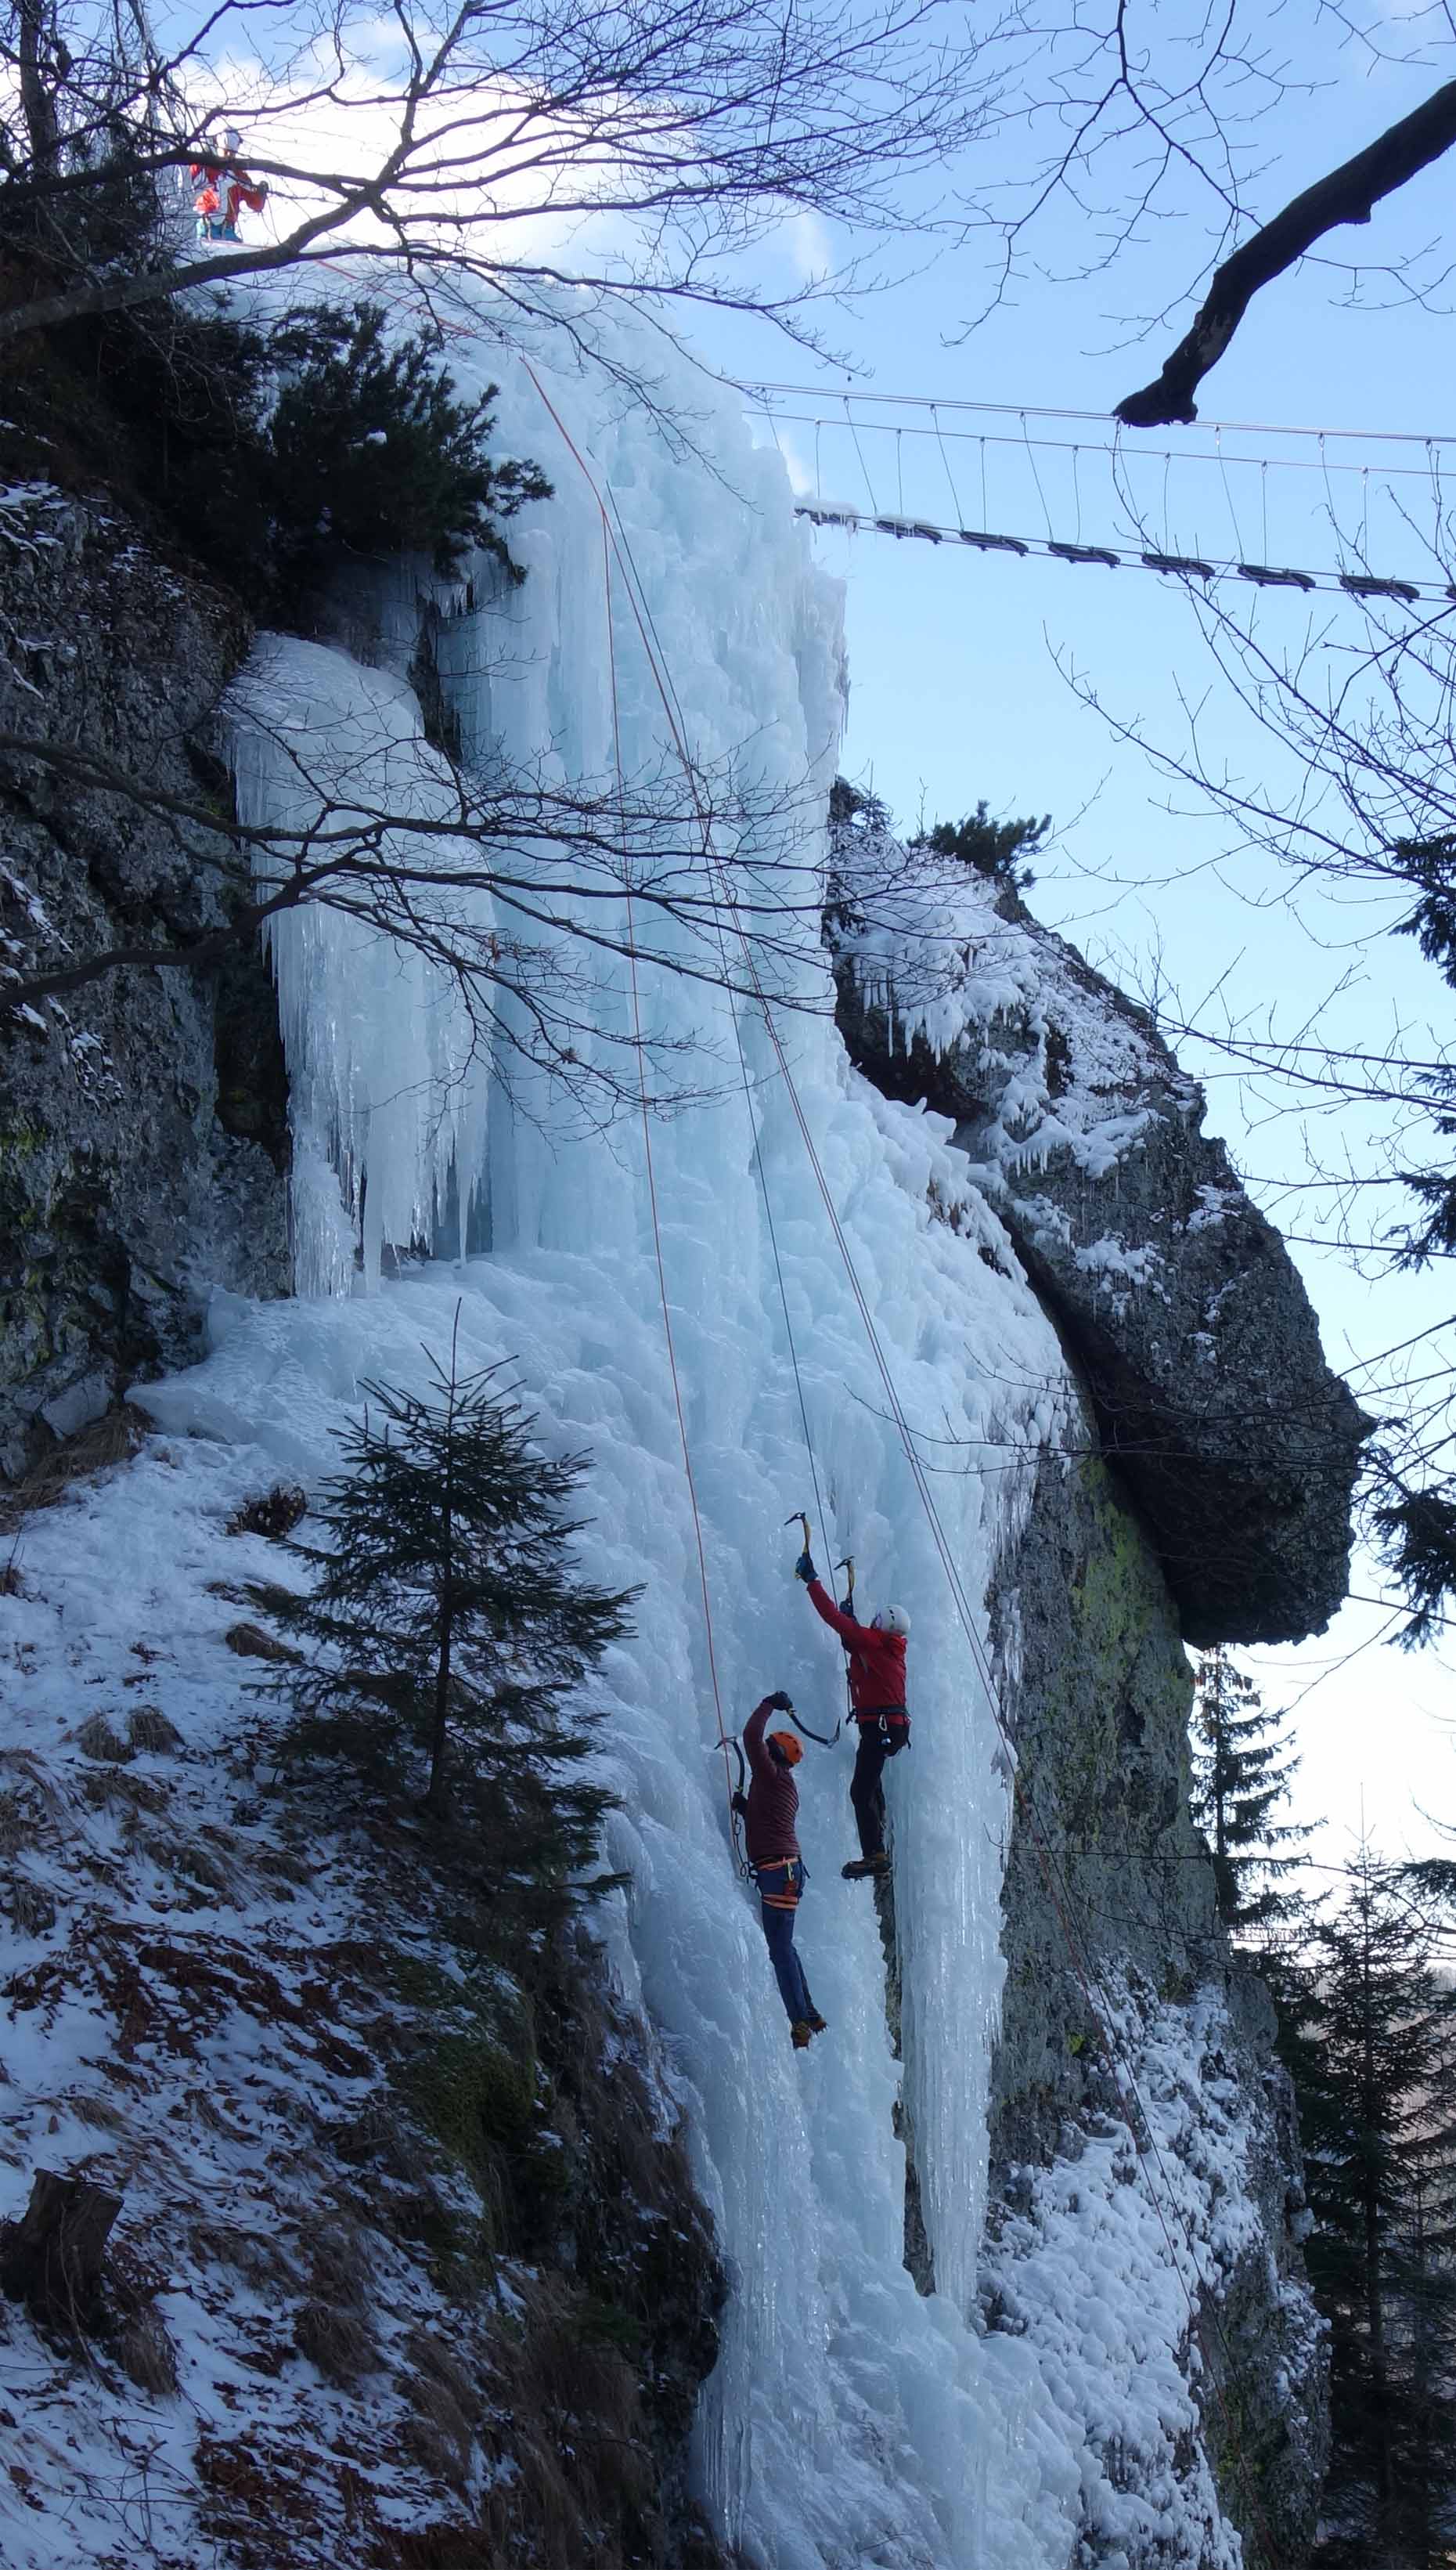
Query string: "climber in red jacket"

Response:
xmin=730 ymin=1692 xmax=827 ymax=2050
xmin=795 ymin=1548 xmax=909 ymax=1879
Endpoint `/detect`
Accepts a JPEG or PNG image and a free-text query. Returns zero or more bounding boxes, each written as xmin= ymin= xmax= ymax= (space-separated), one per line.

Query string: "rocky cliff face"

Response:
xmin=834 ymin=863 xmax=1368 ymax=1644
xmin=0 ymin=487 xmax=288 ymax=1483
xmin=984 ymin=1441 xmax=1328 ymax=2564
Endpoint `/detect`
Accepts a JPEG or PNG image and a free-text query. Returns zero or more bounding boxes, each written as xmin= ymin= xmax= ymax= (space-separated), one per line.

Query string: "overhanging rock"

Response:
xmin=834 ymin=867 xmax=1368 ymax=1644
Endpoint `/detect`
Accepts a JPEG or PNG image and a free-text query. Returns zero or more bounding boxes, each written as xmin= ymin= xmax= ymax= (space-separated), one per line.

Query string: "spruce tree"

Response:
xmin=277 ymin=1331 xmax=637 ymax=1909
xmin=1297 ymin=1840 xmax=1456 ymax=2568
xmin=266 ymin=305 xmax=553 ymax=601
xmin=1189 ymin=1648 xmax=1310 ymax=1939
xmin=914 ymin=801 xmax=1051 ymax=890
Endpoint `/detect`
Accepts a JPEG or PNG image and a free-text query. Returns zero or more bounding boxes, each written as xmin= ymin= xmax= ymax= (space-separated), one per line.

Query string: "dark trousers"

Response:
xmin=756 ymin=1862 xmax=815 ymax=2025
xmin=850 ymin=1716 xmax=908 ymax=1859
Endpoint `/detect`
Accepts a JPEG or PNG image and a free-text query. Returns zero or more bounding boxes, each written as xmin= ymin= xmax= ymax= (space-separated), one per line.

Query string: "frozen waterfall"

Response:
xmin=178 ymin=301 xmax=1244 ymax=2568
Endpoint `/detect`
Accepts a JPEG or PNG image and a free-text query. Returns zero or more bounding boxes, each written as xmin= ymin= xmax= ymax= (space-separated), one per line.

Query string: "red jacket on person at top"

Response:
xmin=805 ymin=1579 xmax=906 ymax=1718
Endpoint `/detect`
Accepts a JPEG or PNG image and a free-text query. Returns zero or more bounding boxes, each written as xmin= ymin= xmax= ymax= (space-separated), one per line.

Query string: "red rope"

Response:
xmin=599 ymin=518 xmax=736 ymax=1850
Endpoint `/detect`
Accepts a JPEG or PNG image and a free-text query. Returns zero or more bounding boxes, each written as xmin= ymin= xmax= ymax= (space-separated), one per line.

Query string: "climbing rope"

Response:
xmin=596 ymin=487 xmax=838 ymax=1743
xmin=597 ymin=500 xmax=738 ymax=1866
xmin=524 ymin=360 xmax=1284 ymax=2565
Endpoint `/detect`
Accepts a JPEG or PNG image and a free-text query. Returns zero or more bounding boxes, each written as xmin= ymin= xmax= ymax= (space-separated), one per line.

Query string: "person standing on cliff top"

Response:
xmin=795 ymin=1550 xmax=910 ymax=1879
xmin=730 ymin=1691 xmax=827 ymax=2051
xmin=190 ymin=129 xmax=269 ymax=244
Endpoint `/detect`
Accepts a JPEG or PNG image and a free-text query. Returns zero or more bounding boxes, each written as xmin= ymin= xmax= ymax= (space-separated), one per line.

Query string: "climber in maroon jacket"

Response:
xmin=795 ymin=1549 xmax=910 ymax=1879
xmin=730 ymin=1692 xmax=826 ymax=2050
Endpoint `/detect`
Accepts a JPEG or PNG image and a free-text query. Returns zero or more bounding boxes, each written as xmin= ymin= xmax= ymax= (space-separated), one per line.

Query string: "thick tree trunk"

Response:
xmin=0 ymin=2169 xmax=123 ymax=2319
xmin=427 ymin=1336 xmax=460 ymax=1815
xmin=16 ymin=0 xmax=62 ymax=181
xmin=1360 ymin=1951 xmax=1392 ymax=2511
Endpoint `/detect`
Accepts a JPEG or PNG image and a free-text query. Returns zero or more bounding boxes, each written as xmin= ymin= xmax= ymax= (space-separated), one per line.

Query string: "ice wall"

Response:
xmin=225 ymin=644 xmax=494 ymax=1293
xmin=212 ymin=299 xmax=1248 ymax=2568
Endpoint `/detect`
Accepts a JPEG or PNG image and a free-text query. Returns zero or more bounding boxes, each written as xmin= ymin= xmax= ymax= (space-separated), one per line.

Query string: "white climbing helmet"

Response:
xmin=872 ymin=1604 xmax=910 ymax=1639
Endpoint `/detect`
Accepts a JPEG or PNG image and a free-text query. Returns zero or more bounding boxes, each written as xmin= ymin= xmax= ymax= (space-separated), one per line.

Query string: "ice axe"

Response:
xmin=713 ymin=1731 xmax=748 ymax=1797
xmin=782 ymin=1515 xmax=842 ymax=1746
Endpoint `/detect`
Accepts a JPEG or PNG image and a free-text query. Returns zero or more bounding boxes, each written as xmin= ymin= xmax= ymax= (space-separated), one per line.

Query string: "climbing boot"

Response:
xmin=791 ymin=2021 xmax=814 ymax=2050
xmin=841 ymin=1853 xmax=891 ymax=1880
xmin=805 ymin=2012 xmax=828 ymax=2036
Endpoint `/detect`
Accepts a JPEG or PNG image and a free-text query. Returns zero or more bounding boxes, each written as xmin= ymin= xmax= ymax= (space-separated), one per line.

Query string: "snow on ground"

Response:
xmin=0 ymin=1428 xmax=508 ymax=2568
xmin=0 ymin=1252 xmax=1288 ymax=2570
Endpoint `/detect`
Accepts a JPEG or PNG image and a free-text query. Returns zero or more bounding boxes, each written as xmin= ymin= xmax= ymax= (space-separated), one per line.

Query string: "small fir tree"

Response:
xmin=1190 ymin=1647 xmax=1310 ymax=1939
xmin=61 ymin=298 xmax=550 ymax=624
xmin=278 ymin=1334 xmax=637 ymax=1908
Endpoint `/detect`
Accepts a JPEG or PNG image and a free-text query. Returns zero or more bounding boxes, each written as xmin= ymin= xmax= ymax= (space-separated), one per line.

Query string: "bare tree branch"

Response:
xmin=0 ymin=0 xmax=992 ymax=355
xmin=0 ymin=702 xmax=974 ymax=1119
xmin=1115 ymin=76 xmax=1456 ymax=424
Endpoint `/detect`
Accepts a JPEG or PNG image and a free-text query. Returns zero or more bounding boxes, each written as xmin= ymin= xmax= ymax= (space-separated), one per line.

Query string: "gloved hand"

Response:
xmin=731 ymin=1790 xmax=750 ymax=1819
xmin=795 ymin=1550 xmax=816 ymax=1584
xmin=766 ymin=1689 xmax=794 ymax=1713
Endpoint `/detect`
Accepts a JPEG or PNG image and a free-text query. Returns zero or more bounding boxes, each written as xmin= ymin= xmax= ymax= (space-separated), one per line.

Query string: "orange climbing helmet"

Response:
xmin=769 ymin=1729 xmax=803 ymax=1767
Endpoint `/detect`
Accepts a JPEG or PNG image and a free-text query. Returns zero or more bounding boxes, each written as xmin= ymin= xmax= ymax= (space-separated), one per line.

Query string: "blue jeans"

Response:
xmin=756 ymin=1861 xmax=816 ymax=2025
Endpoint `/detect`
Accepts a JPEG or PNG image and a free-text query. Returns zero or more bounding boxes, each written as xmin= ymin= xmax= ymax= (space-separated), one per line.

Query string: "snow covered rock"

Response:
xmin=834 ymin=868 xmax=1368 ymax=1644
xmin=0 ymin=1430 xmax=726 ymax=2570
